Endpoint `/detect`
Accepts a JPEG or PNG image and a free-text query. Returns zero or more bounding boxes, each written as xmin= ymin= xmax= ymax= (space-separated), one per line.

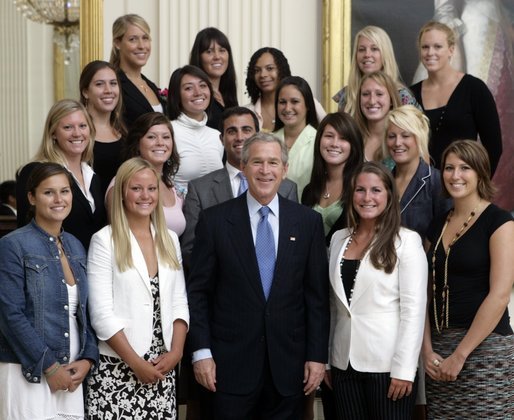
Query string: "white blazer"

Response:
xmin=328 ymin=227 xmax=427 ymax=381
xmin=87 ymin=225 xmax=189 ymax=358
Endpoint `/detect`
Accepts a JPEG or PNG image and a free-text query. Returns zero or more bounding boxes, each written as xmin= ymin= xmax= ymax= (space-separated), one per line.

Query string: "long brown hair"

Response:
xmin=347 ymin=162 xmax=401 ymax=273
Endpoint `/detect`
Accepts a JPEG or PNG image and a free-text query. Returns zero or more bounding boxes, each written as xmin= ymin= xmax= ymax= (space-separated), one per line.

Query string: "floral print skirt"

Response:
xmin=86 ymin=276 xmax=176 ymax=420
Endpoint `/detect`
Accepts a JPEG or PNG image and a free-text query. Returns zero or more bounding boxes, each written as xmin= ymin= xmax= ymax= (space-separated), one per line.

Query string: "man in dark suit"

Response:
xmin=0 ymin=180 xmax=16 ymax=216
xmin=181 ymin=107 xmax=297 ymax=265
xmin=187 ymin=132 xmax=329 ymax=419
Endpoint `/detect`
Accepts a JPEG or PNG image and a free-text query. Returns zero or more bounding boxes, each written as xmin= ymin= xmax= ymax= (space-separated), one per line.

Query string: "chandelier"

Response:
xmin=14 ymin=0 xmax=80 ymax=64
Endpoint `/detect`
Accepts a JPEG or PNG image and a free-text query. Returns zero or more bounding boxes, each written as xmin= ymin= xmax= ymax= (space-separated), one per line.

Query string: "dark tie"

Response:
xmin=237 ymin=172 xmax=248 ymax=196
xmin=255 ymin=206 xmax=275 ymax=299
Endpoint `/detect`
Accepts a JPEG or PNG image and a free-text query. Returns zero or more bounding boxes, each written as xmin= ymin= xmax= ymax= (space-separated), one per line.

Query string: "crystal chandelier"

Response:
xmin=14 ymin=0 xmax=80 ymax=64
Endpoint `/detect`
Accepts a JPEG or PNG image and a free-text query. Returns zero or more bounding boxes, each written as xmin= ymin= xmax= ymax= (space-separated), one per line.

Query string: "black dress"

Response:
xmin=410 ymin=74 xmax=502 ymax=174
xmin=93 ymin=139 xmax=123 ymax=198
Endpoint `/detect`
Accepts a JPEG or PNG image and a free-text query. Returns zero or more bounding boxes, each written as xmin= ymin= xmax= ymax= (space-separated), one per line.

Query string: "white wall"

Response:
xmin=103 ymin=0 xmax=322 ymax=104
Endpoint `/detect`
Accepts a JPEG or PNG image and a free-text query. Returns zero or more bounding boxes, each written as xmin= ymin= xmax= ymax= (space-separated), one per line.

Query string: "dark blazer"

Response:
xmin=16 ymin=162 xmax=106 ymax=250
xmin=394 ymin=158 xmax=452 ymax=240
xmin=187 ymin=193 xmax=329 ymax=396
xmin=181 ymin=167 xmax=298 ymax=266
xmin=118 ymin=70 xmax=166 ymax=129
xmin=0 ymin=204 xmax=15 ymax=216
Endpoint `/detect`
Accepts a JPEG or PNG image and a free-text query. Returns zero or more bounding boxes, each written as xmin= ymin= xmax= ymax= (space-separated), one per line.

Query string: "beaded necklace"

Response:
xmin=340 ymin=229 xmax=361 ymax=304
xmin=431 ymin=203 xmax=479 ymax=333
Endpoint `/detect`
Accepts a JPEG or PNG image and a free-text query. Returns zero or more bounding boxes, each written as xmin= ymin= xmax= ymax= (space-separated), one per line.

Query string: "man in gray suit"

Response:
xmin=181 ymin=107 xmax=297 ymax=265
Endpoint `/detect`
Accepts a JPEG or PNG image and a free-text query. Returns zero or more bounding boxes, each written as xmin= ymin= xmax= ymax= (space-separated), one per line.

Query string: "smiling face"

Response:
xmin=243 ymin=140 xmax=288 ymax=205
xmin=115 ymin=24 xmax=151 ymax=70
xmin=83 ymin=67 xmax=119 ymax=115
xmin=53 ymin=110 xmax=90 ymax=160
xmin=319 ymin=124 xmax=352 ymax=168
xmin=222 ymin=114 xmax=257 ymax=168
xmin=28 ymin=173 xmax=72 ymax=231
xmin=353 ymin=172 xmax=388 ymax=221
xmin=356 ymin=36 xmax=383 ymax=74
xmin=277 ymin=84 xmax=308 ymax=129
xmin=419 ymin=29 xmax=453 ymax=73
xmin=200 ymin=41 xmax=229 ymax=80
xmin=386 ymin=123 xmax=419 ymax=165
xmin=360 ymin=78 xmax=391 ymax=122
xmin=180 ymin=73 xmax=211 ymax=120
xmin=254 ymin=52 xmax=279 ymax=94
xmin=123 ymin=168 xmax=159 ymax=221
xmin=442 ymin=153 xmax=479 ymax=200
xmin=138 ymin=123 xmax=173 ymax=171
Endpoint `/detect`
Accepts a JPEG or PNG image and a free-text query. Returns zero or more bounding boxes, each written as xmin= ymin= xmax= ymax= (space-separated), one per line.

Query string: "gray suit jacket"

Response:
xmin=181 ymin=167 xmax=298 ymax=267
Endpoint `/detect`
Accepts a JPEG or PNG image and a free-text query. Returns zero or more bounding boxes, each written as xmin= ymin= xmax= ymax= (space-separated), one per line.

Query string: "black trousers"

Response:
xmin=332 ymin=364 xmax=418 ymax=420
xmin=213 ymin=353 xmax=303 ymax=420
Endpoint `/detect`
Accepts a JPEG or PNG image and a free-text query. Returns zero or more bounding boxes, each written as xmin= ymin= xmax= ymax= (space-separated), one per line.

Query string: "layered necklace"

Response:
xmin=340 ymin=229 xmax=360 ymax=304
xmin=431 ymin=202 xmax=480 ymax=333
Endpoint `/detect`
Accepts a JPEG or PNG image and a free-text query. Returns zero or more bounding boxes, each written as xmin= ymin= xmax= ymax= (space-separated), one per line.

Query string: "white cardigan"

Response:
xmin=87 ymin=225 xmax=189 ymax=358
xmin=328 ymin=227 xmax=427 ymax=381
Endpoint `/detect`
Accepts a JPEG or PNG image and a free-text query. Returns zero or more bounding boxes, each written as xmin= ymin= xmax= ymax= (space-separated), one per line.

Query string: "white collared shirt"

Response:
xmin=246 ymin=192 xmax=279 ymax=257
xmin=226 ymin=162 xmax=242 ymax=198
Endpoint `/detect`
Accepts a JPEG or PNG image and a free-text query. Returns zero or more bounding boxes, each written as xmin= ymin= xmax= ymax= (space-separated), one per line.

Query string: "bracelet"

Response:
xmin=44 ymin=362 xmax=61 ymax=378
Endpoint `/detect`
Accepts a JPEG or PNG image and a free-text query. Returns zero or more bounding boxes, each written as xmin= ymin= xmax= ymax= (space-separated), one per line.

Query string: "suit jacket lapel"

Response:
xmin=271 ymin=197 xmax=299 ymax=298
xmin=119 ymin=71 xmax=152 ymax=113
xmin=227 ymin=195 xmax=265 ymax=301
xmin=129 ymin=230 xmax=153 ymax=296
xmin=399 ymin=159 xmax=429 ymax=214
xmin=212 ymin=168 xmax=234 ymax=203
xmin=330 ymin=233 xmax=351 ymax=312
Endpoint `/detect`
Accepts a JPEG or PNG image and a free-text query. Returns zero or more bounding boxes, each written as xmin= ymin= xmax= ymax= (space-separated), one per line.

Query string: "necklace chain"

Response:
xmin=432 ymin=203 xmax=480 ymax=333
xmin=340 ymin=228 xmax=360 ymax=304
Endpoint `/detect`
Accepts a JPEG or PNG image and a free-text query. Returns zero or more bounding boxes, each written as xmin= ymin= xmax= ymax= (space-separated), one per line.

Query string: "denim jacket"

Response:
xmin=0 ymin=220 xmax=98 ymax=383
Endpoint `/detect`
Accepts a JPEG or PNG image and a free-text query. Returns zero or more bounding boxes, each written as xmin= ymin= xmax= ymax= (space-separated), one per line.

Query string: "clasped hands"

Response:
xmin=424 ymin=350 xmax=465 ymax=382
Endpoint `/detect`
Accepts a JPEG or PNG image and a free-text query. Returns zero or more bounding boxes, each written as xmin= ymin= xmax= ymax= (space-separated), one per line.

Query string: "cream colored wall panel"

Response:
xmin=0 ymin=1 xmax=52 ymax=180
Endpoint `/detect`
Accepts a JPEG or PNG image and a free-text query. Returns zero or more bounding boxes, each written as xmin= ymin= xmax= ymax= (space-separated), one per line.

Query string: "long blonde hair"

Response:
xmin=34 ymin=99 xmax=95 ymax=166
xmin=345 ymin=26 xmax=404 ymax=115
xmin=111 ymin=157 xmax=180 ymax=272
xmin=110 ymin=14 xmax=151 ymax=70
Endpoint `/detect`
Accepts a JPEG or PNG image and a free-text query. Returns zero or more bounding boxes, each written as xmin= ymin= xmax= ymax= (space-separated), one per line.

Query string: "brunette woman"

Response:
xmin=80 ymin=60 xmax=127 ymax=196
xmin=302 ymin=112 xmax=364 ymax=240
xmin=273 ymin=76 xmax=318 ymax=197
xmin=189 ymin=27 xmax=238 ymax=130
xmin=0 ymin=163 xmax=98 ymax=419
xmin=424 ymin=140 xmax=513 ymax=418
xmin=244 ymin=47 xmax=326 ymax=132
xmin=105 ymin=112 xmax=185 ymax=236
xmin=167 ymin=65 xmax=223 ymax=194
xmin=328 ymin=162 xmax=427 ymax=419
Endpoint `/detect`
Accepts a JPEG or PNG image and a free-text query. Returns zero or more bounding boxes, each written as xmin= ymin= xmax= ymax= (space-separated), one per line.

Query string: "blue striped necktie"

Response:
xmin=237 ymin=172 xmax=248 ymax=196
xmin=255 ymin=206 xmax=275 ymax=299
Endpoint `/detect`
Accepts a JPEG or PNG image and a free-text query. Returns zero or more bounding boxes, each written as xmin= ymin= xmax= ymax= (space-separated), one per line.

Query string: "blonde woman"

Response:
xmin=384 ymin=105 xmax=451 ymax=239
xmin=410 ymin=21 xmax=502 ymax=172
xmin=110 ymin=14 xmax=165 ymax=129
xmin=86 ymin=158 xmax=188 ymax=419
xmin=16 ymin=99 xmax=106 ymax=249
xmin=333 ymin=25 xmax=418 ymax=114
xmin=354 ymin=71 xmax=401 ymax=165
